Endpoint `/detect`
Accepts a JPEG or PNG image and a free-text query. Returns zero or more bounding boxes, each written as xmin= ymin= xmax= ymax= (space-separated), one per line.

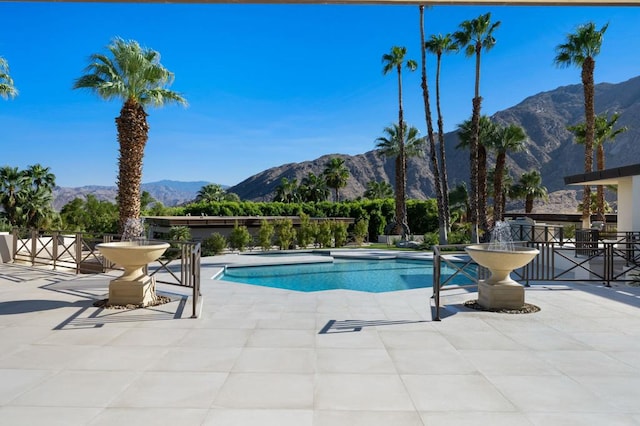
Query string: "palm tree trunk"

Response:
xmin=419 ymin=5 xmax=446 ymax=244
xmin=470 ymin=45 xmax=482 ymax=243
xmin=525 ymin=195 xmax=534 ymax=214
xmin=596 ymin=144 xmax=606 ymax=222
xmin=493 ymin=153 xmax=506 ymax=222
xmin=581 ymin=57 xmax=595 ymax=228
xmin=115 ymin=99 xmax=148 ymax=232
xmin=396 ymin=65 xmax=407 ymax=238
xmin=435 ymin=53 xmax=451 ymax=235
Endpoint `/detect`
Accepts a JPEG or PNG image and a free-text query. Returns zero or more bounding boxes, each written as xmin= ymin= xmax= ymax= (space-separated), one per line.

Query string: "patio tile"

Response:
xmin=0 ymin=368 xmax=52 ymax=405
xmin=214 ymin=373 xmax=313 ymax=409
xmin=571 ymin=375 xmax=640 ymax=411
xmin=379 ymin=329 xmax=456 ymax=350
xmin=537 ymin=350 xmax=640 ymax=376
xmin=107 ymin=327 xmax=191 ymax=347
xmin=389 ymin=348 xmax=477 ymax=375
xmin=203 ymin=409 xmax=313 ymax=426
xmin=148 ymin=347 xmax=242 ymax=372
xmin=232 ymin=348 xmax=316 ymax=373
xmin=178 ymin=328 xmax=252 ymax=348
xmin=0 ymin=406 xmax=102 ymax=426
xmin=316 ymin=329 xmax=385 ymax=349
xmin=460 ymin=350 xmax=561 ymax=376
xmin=316 ymin=348 xmax=396 ymax=374
xmin=402 ymin=374 xmax=516 ymax=412
xmin=314 ymin=410 xmax=424 ymax=426
xmin=314 ymin=373 xmax=415 ymax=411
xmin=419 ymin=411 xmax=534 ymax=425
xmin=88 ymin=407 xmax=208 ymax=426
xmin=110 ymin=371 xmax=227 ymax=408
xmin=246 ymin=329 xmax=316 ymax=348
xmin=526 ymin=412 xmax=638 ymax=426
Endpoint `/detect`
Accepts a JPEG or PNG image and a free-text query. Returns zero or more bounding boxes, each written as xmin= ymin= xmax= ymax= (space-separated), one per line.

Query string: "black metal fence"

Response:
xmin=11 ymin=229 xmax=201 ymax=318
xmin=432 ymin=228 xmax=640 ymax=321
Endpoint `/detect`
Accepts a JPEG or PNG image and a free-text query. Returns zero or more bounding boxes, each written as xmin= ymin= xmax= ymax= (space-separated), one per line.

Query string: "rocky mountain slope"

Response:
xmin=227 ymin=76 xmax=640 ymax=213
xmin=52 ymin=180 xmax=211 ymax=211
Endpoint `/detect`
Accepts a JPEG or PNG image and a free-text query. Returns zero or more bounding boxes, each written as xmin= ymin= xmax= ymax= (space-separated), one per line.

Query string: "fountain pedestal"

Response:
xmin=96 ymin=241 xmax=169 ymax=306
xmin=465 ymin=244 xmax=539 ymax=309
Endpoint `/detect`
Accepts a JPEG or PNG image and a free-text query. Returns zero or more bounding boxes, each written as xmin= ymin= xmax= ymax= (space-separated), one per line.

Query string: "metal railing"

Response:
xmin=432 ymin=231 xmax=640 ymax=321
xmin=11 ymin=229 xmax=201 ymax=318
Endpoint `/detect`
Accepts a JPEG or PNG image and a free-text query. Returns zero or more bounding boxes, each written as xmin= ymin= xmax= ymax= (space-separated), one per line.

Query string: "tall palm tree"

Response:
xmin=323 ymin=157 xmax=350 ymax=202
xmin=425 ymin=32 xmax=458 ymax=240
xmin=0 ymin=166 xmax=26 ymax=226
xmin=454 ymin=13 xmax=501 ymax=242
xmin=24 ymin=164 xmax=56 ymax=193
xmin=567 ymin=112 xmax=626 ymax=222
xmin=511 ymin=170 xmax=548 ymax=214
xmin=554 ymin=21 xmax=608 ymax=228
xmin=73 ymin=38 xmax=187 ymax=231
xmin=382 ymin=46 xmax=417 ymax=236
xmin=364 ymin=180 xmax=394 ymax=200
xmin=418 ymin=6 xmax=446 ymax=245
xmin=488 ymin=124 xmax=527 ymax=222
xmin=0 ymin=57 xmax=18 ymax=100
xmin=376 ymin=123 xmax=424 ymax=234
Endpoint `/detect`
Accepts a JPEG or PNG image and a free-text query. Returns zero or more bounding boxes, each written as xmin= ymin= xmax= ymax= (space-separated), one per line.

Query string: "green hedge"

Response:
xmin=183 ymin=199 xmax=439 ymax=239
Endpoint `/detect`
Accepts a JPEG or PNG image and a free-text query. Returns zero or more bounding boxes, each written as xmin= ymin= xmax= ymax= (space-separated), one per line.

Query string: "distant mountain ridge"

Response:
xmin=227 ymin=76 xmax=640 ymax=213
xmin=52 ymin=180 xmax=213 ymax=211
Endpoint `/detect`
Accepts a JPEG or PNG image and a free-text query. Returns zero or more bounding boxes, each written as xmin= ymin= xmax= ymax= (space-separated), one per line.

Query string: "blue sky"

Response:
xmin=1 ymin=3 xmax=639 ymax=188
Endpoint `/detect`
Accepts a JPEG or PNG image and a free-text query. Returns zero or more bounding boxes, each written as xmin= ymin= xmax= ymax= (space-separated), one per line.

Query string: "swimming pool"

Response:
xmin=217 ymin=258 xmax=467 ymax=293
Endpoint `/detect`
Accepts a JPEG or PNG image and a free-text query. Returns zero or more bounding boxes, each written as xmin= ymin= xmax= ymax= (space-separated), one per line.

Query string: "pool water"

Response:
xmin=218 ymin=258 xmax=465 ymax=293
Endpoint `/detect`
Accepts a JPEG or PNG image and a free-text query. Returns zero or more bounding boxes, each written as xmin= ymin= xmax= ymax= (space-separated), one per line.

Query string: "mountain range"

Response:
xmin=54 ymin=76 xmax=640 ymax=214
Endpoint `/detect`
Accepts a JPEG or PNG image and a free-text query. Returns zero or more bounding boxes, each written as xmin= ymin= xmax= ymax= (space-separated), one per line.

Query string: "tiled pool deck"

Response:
xmin=1 ymin=250 xmax=640 ymax=425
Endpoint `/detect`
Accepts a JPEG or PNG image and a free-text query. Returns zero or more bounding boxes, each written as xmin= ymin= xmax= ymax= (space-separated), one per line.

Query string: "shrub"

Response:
xmin=353 ymin=218 xmax=369 ymax=246
xmin=258 ymin=219 xmax=274 ymax=251
xmin=332 ymin=221 xmax=348 ymax=247
xmin=274 ymin=218 xmax=296 ymax=250
xmin=202 ymin=232 xmax=227 ymax=256
xmin=297 ymin=213 xmax=315 ymax=248
xmin=422 ymin=232 xmax=439 ymax=249
xmin=316 ymin=221 xmax=333 ymax=248
xmin=168 ymin=226 xmax=191 ymax=242
xmin=228 ymin=221 xmax=252 ymax=252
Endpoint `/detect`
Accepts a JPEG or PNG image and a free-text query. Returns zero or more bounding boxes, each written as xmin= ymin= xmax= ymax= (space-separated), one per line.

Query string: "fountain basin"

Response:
xmin=465 ymin=244 xmax=539 ymax=309
xmin=96 ymin=241 xmax=169 ymax=306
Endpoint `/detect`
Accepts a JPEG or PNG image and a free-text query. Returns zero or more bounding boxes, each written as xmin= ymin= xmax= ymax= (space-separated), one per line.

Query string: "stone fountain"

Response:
xmin=465 ymin=221 xmax=539 ymax=309
xmin=96 ymin=219 xmax=169 ymax=306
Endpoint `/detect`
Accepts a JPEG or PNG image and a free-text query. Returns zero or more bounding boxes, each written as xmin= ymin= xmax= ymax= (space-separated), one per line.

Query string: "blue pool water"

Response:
xmin=218 ymin=258 xmax=466 ymax=293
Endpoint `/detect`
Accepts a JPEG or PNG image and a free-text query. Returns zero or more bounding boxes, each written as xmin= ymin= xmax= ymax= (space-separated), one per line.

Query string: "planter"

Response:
xmin=96 ymin=241 xmax=169 ymax=306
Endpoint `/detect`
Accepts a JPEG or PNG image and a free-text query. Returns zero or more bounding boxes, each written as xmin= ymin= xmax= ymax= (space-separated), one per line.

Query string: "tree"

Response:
xmin=454 ymin=13 xmax=501 ymax=242
xmin=299 ymin=172 xmax=329 ymax=203
xmin=73 ymin=38 xmax=187 ymax=232
xmin=511 ymin=170 xmax=548 ymax=214
xmin=323 ymin=157 xmax=349 ymax=202
xmin=273 ymin=177 xmax=300 ymax=203
xmin=488 ymin=124 xmax=527 ymax=222
xmin=425 ymin=31 xmax=458 ymax=242
xmin=364 ymin=180 xmax=394 ymax=200
xmin=0 ymin=166 xmax=26 ymax=226
xmin=567 ymin=112 xmax=626 ymax=222
xmin=196 ymin=183 xmax=226 ymax=203
xmin=375 ymin=123 xmax=424 ymax=235
xmin=554 ymin=21 xmax=608 ymax=228
xmin=382 ymin=46 xmax=417 ymax=237
xmin=0 ymin=165 xmax=57 ymax=228
xmin=448 ymin=182 xmax=470 ymax=225
xmin=0 ymin=57 xmax=18 ymax=100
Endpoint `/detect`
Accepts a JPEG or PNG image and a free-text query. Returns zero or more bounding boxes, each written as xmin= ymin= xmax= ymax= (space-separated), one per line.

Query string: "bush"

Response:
xmin=258 ymin=219 xmax=274 ymax=251
xmin=228 ymin=221 xmax=252 ymax=252
xmin=422 ymin=232 xmax=439 ymax=249
xmin=202 ymin=232 xmax=227 ymax=256
xmin=353 ymin=218 xmax=369 ymax=246
xmin=168 ymin=226 xmax=192 ymax=242
xmin=316 ymin=221 xmax=333 ymax=248
xmin=274 ymin=218 xmax=296 ymax=250
xmin=332 ymin=221 xmax=349 ymax=247
xmin=297 ymin=213 xmax=315 ymax=248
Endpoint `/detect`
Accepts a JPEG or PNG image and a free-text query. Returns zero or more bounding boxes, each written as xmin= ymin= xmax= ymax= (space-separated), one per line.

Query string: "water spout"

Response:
xmin=487 ymin=221 xmax=515 ymax=252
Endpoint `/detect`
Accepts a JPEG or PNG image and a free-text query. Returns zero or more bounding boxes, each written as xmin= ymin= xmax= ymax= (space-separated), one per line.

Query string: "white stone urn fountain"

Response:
xmin=96 ymin=219 xmax=169 ymax=306
xmin=465 ymin=222 xmax=539 ymax=309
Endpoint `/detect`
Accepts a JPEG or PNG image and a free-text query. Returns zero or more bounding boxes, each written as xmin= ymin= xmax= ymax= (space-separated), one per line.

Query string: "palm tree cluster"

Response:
xmin=0 ymin=56 xmax=17 ymax=100
xmin=195 ymin=183 xmax=240 ymax=203
xmin=273 ymin=157 xmax=349 ymax=203
xmin=0 ymin=164 xmax=57 ymax=229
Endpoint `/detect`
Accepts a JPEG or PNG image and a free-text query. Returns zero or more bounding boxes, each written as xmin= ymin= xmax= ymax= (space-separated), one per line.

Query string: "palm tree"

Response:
xmin=0 ymin=57 xmax=18 ymax=100
xmin=448 ymin=182 xmax=470 ymax=225
xmin=567 ymin=112 xmax=626 ymax=222
xmin=73 ymin=38 xmax=187 ymax=231
xmin=196 ymin=183 xmax=226 ymax=203
xmin=488 ymin=124 xmax=527 ymax=222
xmin=0 ymin=166 xmax=26 ymax=226
xmin=418 ymin=7 xmax=445 ymax=245
xmin=454 ymin=12 xmax=501 ymax=242
xmin=364 ymin=180 xmax=394 ymax=200
xmin=382 ymin=46 xmax=417 ymax=236
xmin=299 ymin=172 xmax=329 ymax=203
xmin=554 ymin=22 xmax=608 ymax=228
xmin=273 ymin=177 xmax=300 ymax=203
xmin=376 ymin=123 xmax=424 ymax=234
xmin=425 ymin=32 xmax=458 ymax=240
xmin=511 ymin=170 xmax=548 ymax=214
xmin=323 ymin=157 xmax=350 ymax=202
xmin=24 ymin=164 xmax=56 ymax=193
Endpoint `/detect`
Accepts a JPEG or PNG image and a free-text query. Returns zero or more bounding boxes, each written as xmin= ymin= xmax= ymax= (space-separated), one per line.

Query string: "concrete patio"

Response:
xmin=1 ymin=252 xmax=640 ymax=425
